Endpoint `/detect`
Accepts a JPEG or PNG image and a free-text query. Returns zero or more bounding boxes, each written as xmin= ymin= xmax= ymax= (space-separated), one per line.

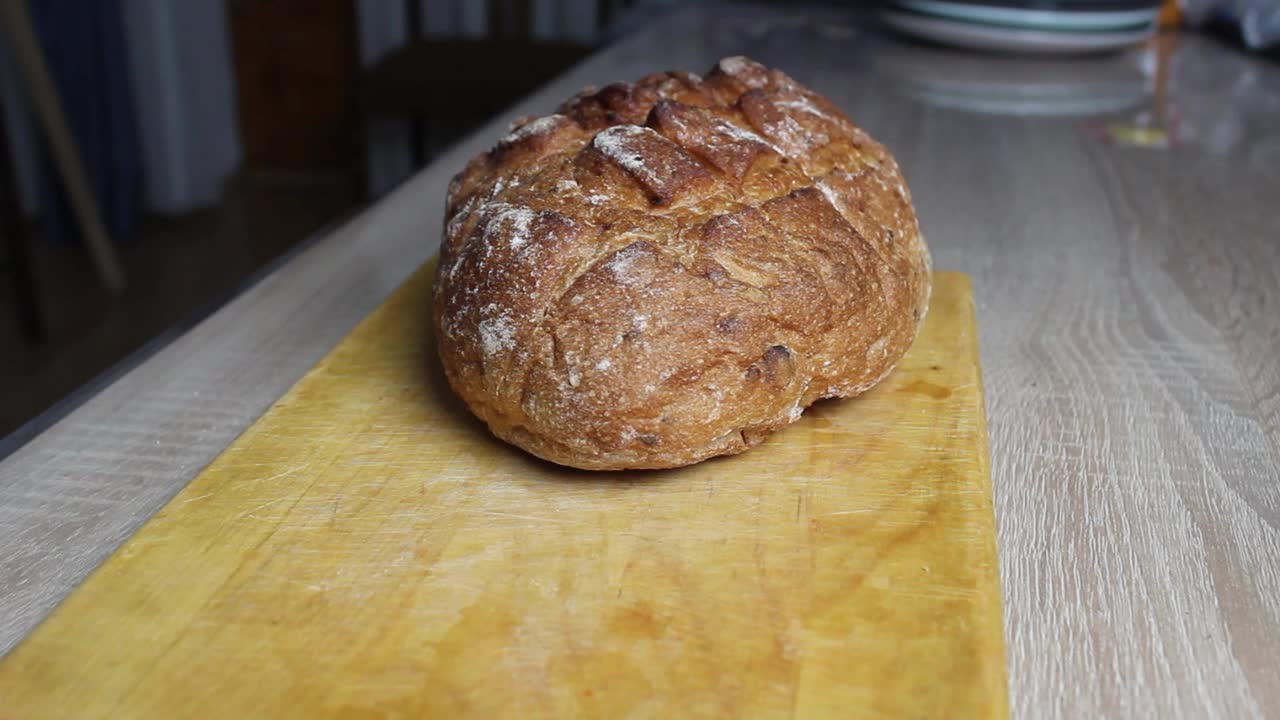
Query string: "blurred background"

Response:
xmin=0 ymin=0 xmax=657 ymax=440
xmin=0 ymin=0 xmax=1273 ymax=441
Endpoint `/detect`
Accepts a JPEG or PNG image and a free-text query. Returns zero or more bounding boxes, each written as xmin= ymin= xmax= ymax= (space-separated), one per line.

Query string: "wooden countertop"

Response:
xmin=2 ymin=6 xmax=1278 ymax=717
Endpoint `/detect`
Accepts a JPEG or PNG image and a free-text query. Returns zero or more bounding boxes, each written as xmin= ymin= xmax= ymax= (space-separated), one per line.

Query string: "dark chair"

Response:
xmin=360 ymin=0 xmax=629 ymax=167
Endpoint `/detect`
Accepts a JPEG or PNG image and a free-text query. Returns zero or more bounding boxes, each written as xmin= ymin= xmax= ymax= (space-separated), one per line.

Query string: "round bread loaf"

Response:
xmin=435 ymin=56 xmax=931 ymax=470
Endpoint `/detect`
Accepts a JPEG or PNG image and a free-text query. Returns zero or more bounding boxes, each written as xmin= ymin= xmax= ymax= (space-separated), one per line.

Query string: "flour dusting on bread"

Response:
xmin=592 ymin=126 xmax=666 ymax=189
xmin=477 ymin=315 xmax=515 ymax=357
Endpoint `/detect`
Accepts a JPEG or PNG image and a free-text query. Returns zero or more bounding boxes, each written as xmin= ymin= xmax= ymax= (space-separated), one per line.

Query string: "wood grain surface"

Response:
xmin=1 ymin=6 xmax=1278 ymax=717
xmin=0 ymin=268 xmax=1005 ymax=719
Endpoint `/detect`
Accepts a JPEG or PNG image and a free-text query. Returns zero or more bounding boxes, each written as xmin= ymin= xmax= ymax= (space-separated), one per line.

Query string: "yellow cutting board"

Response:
xmin=0 ymin=264 xmax=1007 ymax=719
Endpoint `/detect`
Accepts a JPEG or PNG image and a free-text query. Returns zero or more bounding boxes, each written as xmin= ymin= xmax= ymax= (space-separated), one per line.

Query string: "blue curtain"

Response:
xmin=30 ymin=0 xmax=141 ymax=246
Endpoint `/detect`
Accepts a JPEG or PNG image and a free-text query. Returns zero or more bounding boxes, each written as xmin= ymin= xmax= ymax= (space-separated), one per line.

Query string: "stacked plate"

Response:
xmin=871 ymin=40 xmax=1150 ymax=116
xmin=881 ymin=0 xmax=1163 ymax=54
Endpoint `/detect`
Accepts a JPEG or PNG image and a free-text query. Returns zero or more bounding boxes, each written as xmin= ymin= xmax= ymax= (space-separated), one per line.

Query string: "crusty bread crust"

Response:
xmin=434 ymin=56 xmax=931 ymax=470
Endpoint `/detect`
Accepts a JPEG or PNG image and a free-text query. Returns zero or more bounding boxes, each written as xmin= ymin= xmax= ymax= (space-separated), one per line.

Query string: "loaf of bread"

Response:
xmin=435 ymin=56 xmax=931 ymax=470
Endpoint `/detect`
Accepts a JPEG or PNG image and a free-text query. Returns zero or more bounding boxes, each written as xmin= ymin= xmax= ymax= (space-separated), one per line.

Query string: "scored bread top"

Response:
xmin=435 ymin=56 xmax=931 ymax=470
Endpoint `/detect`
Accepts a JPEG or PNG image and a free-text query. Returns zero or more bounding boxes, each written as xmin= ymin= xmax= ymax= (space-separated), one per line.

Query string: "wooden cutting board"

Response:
xmin=0 ymin=264 xmax=1007 ymax=719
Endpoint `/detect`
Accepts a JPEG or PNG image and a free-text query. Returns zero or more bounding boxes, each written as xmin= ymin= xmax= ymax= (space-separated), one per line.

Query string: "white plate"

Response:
xmin=881 ymin=10 xmax=1156 ymax=54
xmin=896 ymin=0 xmax=1161 ymax=31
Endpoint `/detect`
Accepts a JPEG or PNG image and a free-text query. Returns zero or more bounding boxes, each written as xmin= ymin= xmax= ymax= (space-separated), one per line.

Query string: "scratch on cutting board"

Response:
xmin=819 ymin=508 xmax=878 ymax=517
xmin=616 ymin=559 xmax=635 ymax=599
xmin=177 ymin=464 xmax=301 ymax=506
xmin=471 ymin=509 xmax=580 ymax=525
xmin=246 ymin=464 xmax=305 ymax=485
xmin=234 ymin=497 xmax=290 ymax=521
